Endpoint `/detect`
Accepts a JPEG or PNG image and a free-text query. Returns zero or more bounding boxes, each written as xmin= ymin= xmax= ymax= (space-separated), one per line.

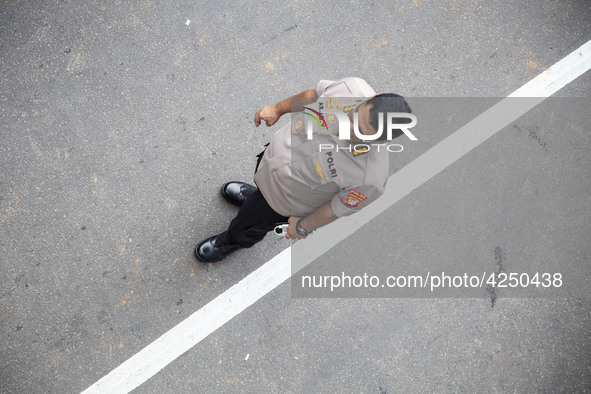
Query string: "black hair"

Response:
xmin=366 ymin=93 xmax=412 ymax=140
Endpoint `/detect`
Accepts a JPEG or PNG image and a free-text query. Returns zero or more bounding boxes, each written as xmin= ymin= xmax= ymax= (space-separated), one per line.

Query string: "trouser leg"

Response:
xmin=223 ymin=190 xmax=288 ymax=248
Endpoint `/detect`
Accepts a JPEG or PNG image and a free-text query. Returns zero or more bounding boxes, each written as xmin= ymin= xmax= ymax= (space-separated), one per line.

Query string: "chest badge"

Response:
xmin=352 ymin=146 xmax=369 ymax=156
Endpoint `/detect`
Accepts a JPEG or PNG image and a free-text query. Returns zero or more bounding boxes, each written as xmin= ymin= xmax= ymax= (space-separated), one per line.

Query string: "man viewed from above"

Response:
xmin=195 ymin=77 xmax=412 ymax=262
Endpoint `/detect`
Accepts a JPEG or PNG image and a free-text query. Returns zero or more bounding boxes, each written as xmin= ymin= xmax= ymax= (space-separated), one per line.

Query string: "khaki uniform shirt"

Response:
xmin=254 ymin=77 xmax=388 ymax=218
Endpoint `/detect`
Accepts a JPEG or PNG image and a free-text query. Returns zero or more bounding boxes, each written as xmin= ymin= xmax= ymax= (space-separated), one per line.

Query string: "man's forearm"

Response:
xmin=274 ymin=88 xmax=317 ymax=117
xmin=299 ymin=202 xmax=338 ymax=233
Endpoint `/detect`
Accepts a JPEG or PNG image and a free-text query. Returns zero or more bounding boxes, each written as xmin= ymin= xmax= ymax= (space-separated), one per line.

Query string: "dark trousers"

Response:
xmin=224 ymin=190 xmax=289 ymax=248
xmin=222 ymin=144 xmax=289 ymax=248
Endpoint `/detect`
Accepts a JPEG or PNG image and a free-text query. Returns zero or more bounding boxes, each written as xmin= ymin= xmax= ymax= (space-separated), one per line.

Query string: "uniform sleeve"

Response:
xmin=315 ymin=77 xmax=375 ymax=99
xmin=330 ymin=185 xmax=385 ymax=218
xmin=315 ymin=79 xmax=335 ymax=98
xmin=340 ymin=77 xmax=376 ymax=96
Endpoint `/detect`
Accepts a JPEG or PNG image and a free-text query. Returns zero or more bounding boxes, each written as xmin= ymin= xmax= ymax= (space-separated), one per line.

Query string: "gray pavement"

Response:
xmin=1 ymin=0 xmax=590 ymax=393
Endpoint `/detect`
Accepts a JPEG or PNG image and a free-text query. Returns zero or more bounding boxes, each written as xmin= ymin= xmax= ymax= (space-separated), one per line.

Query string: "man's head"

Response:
xmin=349 ymin=93 xmax=412 ymax=143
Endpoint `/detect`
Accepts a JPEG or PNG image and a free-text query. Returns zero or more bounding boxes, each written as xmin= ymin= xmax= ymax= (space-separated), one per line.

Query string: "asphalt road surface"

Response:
xmin=1 ymin=0 xmax=590 ymax=393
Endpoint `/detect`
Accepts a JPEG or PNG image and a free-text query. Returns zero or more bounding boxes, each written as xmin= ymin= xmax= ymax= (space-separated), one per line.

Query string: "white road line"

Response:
xmin=83 ymin=248 xmax=292 ymax=394
xmin=82 ymin=39 xmax=591 ymax=394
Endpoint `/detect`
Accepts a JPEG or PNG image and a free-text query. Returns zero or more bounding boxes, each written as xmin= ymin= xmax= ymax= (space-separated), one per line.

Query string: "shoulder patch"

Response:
xmin=343 ymin=189 xmax=368 ymax=208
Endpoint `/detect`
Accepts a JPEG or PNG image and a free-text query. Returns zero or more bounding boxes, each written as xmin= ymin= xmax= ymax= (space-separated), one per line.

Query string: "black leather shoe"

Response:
xmin=195 ymin=233 xmax=241 ymax=262
xmin=221 ymin=181 xmax=257 ymax=207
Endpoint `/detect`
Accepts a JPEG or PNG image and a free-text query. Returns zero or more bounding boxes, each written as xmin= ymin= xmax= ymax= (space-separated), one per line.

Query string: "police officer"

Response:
xmin=195 ymin=77 xmax=412 ymax=262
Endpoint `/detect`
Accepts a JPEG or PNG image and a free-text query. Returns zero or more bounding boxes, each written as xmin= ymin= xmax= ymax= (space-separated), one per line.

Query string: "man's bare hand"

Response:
xmin=254 ymin=105 xmax=281 ymax=127
xmin=285 ymin=216 xmax=306 ymax=240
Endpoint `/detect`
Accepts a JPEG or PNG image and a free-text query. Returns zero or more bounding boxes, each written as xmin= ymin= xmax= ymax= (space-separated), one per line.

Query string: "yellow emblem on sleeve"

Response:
xmin=314 ymin=158 xmax=324 ymax=180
